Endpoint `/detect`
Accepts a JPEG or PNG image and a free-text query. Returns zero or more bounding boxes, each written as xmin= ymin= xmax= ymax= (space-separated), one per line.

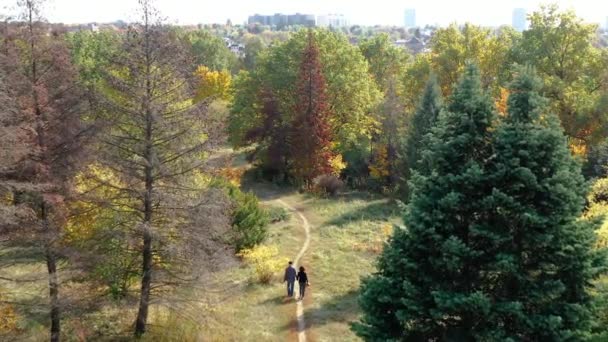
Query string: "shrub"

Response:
xmin=211 ymin=178 xmax=270 ymax=251
xmin=238 ymin=245 xmax=287 ymax=284
xmin=232 ymin=191 xmax=270 ymax=251
xmin=267 ymin=206 xmax=290 ymax=223
xmin=313 ymin=174 xmax=344 ymax=196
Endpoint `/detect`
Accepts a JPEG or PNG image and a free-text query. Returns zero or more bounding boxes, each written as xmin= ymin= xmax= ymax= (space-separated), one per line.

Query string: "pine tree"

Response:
xmin=486 ymin=66 xmax=606 ymax=339
xmin=404 ymin=74 xmax=443 ymax=176
xmin=290 ymin=31 xmax=336 ymax=184
xmin=354 ymin=64 xmax=497 ymax=340
xmin=95 ymin=1 xmax=224 ymax=336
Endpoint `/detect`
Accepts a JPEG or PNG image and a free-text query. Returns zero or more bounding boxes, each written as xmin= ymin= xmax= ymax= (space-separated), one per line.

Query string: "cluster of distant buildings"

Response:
xmin=247 ymin=13 xmax=349 ymax=28
xmin=249 ymin=8 xmax=585 ymax=33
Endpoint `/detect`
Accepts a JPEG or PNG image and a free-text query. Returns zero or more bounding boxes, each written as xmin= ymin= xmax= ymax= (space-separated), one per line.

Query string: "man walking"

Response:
xmin=283 ymin=261 xmax=296 ymax=297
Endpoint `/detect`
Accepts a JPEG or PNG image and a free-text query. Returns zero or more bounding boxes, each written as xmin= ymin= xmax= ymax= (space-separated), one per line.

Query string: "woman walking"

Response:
xmin=296 ymin=266 xmax=309 ymax=300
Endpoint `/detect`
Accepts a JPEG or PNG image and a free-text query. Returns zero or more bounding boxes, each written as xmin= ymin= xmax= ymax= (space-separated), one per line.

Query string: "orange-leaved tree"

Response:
xmin=290 ymin=31 xmax=337 ymax=184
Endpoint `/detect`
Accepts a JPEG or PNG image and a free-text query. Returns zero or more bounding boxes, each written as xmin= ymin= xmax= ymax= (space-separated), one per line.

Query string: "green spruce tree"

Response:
xmin=400 ymin=74 xmax=443 ymax=195
xmin=486 ymin=66 xmax=606 ymax=340
xmin=354 ymin=64 xmax=497 ymax=340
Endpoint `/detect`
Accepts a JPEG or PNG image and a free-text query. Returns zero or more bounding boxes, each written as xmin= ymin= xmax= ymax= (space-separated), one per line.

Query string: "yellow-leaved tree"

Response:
xmin=194 ymin=65 xmax=232 ymax=102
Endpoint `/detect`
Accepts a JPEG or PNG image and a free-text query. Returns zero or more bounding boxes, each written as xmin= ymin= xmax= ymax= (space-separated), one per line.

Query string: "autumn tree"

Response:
xmin=290 ymin=32 xmax=337 ymax=183
xmin=0 ymin=1 xmax=92 ymax=340
xmin=194 ymin=65 xmax=231 ymax=102
xmin=430 ymin=23 xmax=517 ymax=96
xmin=95 ymin=0 xmax=225 ymax=336
xmin=513 ymin=5 xmax=608 ymax=152
xmin=358 ymin=33 xmax=409 ymax=92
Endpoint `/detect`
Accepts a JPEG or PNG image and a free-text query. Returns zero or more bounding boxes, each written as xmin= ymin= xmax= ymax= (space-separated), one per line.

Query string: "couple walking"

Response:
xmin=283 ymin=261 xmax=309 ymax=300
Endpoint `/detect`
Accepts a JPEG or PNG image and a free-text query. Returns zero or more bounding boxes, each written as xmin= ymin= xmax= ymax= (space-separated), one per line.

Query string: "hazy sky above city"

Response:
xmin=0 ymin=0 xmax=606 ymax=26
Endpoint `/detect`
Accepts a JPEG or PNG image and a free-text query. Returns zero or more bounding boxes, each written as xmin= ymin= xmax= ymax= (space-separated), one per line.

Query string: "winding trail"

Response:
xmin=277 ymin=199 xmax=310 ymax=342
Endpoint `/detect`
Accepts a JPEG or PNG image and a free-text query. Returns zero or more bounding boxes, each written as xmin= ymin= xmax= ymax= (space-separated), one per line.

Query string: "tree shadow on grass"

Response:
xmin=240 ymin=176 xmax=296 ymax=202
xmin=278 ymin=289 xmax=360 ymax=332
xmin=258 ymin=294 xmax=294 ymax=306
xmin=325 ymin=200 xmax=402 ymax=227
xmin=0 ymin=244 xmax=45 ymax=266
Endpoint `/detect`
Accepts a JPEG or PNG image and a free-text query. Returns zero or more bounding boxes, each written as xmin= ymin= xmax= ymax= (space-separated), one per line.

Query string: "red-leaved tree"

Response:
xmin=245 ymin=88 xmax=290 ymax=181
xmin=0 ymin=1 xmax=92 ymax=341
xmin=290 ymin=31 xmax=336 ymax=184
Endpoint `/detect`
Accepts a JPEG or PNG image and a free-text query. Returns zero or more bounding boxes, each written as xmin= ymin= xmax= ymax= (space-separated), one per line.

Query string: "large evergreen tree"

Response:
xmin=486 ymin=67 xmax=606 ymax=339
xmin=401 ymin=74 xmax=443 ymax=194
xmin=290 ymin=31 xmax=336 ymax=183
xmin=354 ymin=64 xmax=498 ymax=340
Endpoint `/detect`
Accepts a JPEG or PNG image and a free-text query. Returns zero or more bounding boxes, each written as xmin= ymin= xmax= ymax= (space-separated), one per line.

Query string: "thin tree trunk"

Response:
xmin=42 ymin=203 xmax=61 ymax=342
xmin=134 ymin=220 xmax=152 ymax=336
xmin=46 ymin=246 xmax=61 ymax=342
xmin=134 ymin=106 xmax=154 ymax=337
xmin=135 ymin=8 xmax=154 ymax=334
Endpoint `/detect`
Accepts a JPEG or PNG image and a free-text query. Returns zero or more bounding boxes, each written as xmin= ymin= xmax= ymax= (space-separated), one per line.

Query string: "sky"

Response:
xmin=0 ymin=0 xmax=606 ymax=27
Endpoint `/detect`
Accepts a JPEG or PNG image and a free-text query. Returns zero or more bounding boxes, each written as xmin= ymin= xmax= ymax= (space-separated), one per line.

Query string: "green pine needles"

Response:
xmin=354 ymin=65 xmax=607 ymax=341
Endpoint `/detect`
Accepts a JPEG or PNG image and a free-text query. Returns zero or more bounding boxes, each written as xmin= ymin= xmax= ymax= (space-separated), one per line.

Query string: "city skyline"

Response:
xmin=0 ymin=0 xmax=605 ymax=27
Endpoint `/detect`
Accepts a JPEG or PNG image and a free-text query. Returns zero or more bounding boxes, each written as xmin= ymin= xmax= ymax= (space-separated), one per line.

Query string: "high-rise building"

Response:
xmin=248 ymin=13 xmax=315 ymax=27
xmin=271 ymin=13 xmax=288 ymax=28
xmin=512 ymin=8 xmax=527 ymax=32
xmin=287 ymin=13 xmax=316 ymax=27
xmin=317 ymin=14 xmax=349 ymax=28
xmin=404 ymin=9 xmax=416 ymax=28
xmin=248 ymin=14 xmax=268 ymax=26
